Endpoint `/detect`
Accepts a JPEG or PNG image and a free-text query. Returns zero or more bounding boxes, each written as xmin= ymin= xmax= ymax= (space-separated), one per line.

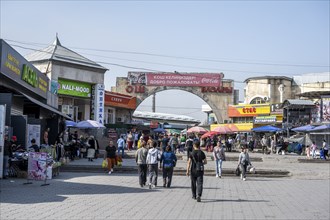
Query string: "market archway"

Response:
xmin=113 ymin=72 xmax=235 ymax=123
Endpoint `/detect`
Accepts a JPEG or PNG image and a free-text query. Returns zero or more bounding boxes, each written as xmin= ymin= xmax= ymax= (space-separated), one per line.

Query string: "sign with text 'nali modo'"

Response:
xmin=57 ymin=78 xmax=91 ymax=98
xmin=128 ymin=72 xmax=223 ymax=87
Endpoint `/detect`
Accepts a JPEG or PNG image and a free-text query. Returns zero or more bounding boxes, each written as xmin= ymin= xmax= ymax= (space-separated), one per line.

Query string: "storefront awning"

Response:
xmin=22 ymin=93 xmax=72 ymax=120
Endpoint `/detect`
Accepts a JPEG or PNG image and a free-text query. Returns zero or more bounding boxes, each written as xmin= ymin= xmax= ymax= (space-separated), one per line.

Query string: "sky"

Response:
xmin=1 ymin=1 xmax=329 ymax=124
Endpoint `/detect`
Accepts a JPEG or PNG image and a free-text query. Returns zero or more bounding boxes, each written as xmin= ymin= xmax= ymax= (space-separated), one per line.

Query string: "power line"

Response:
xmin=7 ymin=42 xmax=330 ymax=89
xmin=5 ymin=38 xmax=329 ymax=68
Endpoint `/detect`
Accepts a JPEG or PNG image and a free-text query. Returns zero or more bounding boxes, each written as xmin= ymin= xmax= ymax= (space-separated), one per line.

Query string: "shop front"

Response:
xmin=0 ymin=39 xmax=70 ymax=178
xmin=0 ymin=39 xmax=71 ymax=147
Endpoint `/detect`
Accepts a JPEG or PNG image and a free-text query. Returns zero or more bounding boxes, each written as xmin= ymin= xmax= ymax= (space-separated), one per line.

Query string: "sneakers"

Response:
xmin=215 ymin=174 xmax=219 ymax=178
xmin=196 ymin=197 xmax=201 ymax=202
xmin=108 ymin=171 xmax=112 ymax=175
xmin=243 ymin=178 xmax=246 ymax=181
xmin=111 ymin=169 xmax=114 ymax=172
xmin=192 ymin=196 xmax=196 ymax=200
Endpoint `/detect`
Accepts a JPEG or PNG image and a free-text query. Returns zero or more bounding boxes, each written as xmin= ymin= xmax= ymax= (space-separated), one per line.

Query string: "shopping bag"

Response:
xmin=235 ymin=165 xmax=240 ymax=176
xmin=102 ymin=159 xmax=108 ymax=168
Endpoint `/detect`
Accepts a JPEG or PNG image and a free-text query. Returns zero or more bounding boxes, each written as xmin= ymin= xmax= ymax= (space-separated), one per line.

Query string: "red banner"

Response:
xmin=146 ymin=73 xmax=222 ymax=87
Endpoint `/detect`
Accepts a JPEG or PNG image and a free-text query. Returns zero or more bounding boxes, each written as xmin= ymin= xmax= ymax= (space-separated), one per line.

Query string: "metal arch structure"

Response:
xmin=113 ymin=72 xmax=235 ymax=123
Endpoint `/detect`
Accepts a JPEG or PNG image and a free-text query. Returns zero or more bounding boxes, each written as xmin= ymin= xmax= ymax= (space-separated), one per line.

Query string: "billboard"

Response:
xmin=322 ymin=96 xmax=330 ymax=122
xmin=128 ymin=72 xmax=223 ymax=87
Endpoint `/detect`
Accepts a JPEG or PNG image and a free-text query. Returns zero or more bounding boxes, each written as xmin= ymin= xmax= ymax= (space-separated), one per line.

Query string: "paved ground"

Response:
xmin=0 ymin=172 xmax=329 ymax=220
xmin=1 ymin=151 xmax=329 ymax=220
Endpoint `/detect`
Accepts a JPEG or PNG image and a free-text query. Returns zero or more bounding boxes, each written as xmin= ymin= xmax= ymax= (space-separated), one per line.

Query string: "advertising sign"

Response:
xmin=57 ymin=78 xmax=91 ymax=98
xmin=27 ymin=152 xmax=48 ymax=181
xmin=321 ymin=96 xmax=330 ymax=122
xmin=0 ymin=40 xmax=49 ymax=98
xmin=146 ymin=73 xmax=222 ymax=87
xmin=95 ymin=84 xmax=105 ymax=124
xmin=27 ymin=124 xmax=41 ymax=147
xmin=127 ymin=72 xmax=223 ymax=87
xmin=228 ymin=104 xmax=271 ymax=117
xmin=253 ymin=116 xmax=276 ymax=124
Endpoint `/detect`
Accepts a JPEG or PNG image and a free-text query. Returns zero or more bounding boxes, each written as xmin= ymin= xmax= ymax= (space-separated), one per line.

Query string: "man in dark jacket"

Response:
xmin=160 ymin=145 xmax=177 ymax=188
xmin=186 ymin=141 xmax=207 ymax=202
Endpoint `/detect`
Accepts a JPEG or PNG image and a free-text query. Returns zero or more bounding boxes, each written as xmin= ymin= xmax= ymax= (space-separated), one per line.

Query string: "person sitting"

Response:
xmin=29 ymin=139 xmax=40 ymax=152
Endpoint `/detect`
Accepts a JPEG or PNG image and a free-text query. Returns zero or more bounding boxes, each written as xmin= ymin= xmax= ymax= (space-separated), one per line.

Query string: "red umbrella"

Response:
xmin=187 ymin=126 xmax=208 ymax=134
xmin=201 ymin=131 xmax=219 ymax=139
xmin=213 ymin=126 xmax=233 ymax=134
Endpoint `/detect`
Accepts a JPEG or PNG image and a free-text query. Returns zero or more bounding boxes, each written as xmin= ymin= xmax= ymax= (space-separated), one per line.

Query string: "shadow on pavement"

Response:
xmin=0 ymin=177 xmax=155 ymax=205
xmin=202 ymin=198 xmax=269 ymax=203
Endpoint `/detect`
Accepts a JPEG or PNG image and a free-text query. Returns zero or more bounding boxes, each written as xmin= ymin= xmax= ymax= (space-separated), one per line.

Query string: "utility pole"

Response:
xmin=152 ymin=93 xmax=156 ymax=112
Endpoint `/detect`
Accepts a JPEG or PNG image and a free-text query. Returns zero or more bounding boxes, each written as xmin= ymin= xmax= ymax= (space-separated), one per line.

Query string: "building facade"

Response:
xmin=25 ymin=37 xmax=108 ymax=124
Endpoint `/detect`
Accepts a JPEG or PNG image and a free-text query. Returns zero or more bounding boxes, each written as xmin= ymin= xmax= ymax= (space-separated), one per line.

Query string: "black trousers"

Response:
xmin=162 ymin=167 xmax=174 ymax=187
xmin=138 ymin=164 xmax=147 ymax=186
xmin=148 ymin=164 xmax=158 ymax=186
xmin=191 ymin=173 xmax=203 ymax=198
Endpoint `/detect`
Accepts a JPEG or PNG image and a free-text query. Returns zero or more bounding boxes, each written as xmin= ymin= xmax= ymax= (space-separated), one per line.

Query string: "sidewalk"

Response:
xmin=61 ymin=150 xmax=330 ymax=179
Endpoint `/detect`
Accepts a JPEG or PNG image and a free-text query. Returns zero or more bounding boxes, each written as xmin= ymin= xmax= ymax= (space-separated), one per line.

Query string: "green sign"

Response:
xmin=58 ymin=78 xmax=91 ymax=98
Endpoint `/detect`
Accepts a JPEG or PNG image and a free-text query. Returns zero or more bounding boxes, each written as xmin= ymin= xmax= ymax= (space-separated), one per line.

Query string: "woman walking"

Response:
xmin=238 ymin=146 xmax=252 ymax=181
xmin=213 ymin=141 xmax=226 ymax=178
xmin=160 ymin=145 xmax=177 ymax=188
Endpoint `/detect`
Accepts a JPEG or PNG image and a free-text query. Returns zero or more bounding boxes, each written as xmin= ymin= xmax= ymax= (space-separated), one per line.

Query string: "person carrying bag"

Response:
xmin=186 ymin=141 xmax=207 ymax=203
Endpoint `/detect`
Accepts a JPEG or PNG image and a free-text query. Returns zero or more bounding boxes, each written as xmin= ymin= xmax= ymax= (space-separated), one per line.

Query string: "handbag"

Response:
xmin=235 ymin=165 xmax=240 ymax=176
xmin=102 ymin=159 xmax=108 ymax=168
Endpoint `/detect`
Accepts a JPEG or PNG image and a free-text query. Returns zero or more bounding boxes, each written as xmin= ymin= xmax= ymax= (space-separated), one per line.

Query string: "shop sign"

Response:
xmin=104 ymin=92 xmax=137 ymax=109
xmin=125 ymin=85 xmax=145 ymax=94
xmin=57 ymin=78 xmax=91 ymax=98
xmin=90 ymin=84 xmax=104 ymax=124
xmin=253 ymin=116 xmax=276 ymax=124
xmin=228 ymin=104 xmax=270 ymax=117
xmin=0 ymin=40 xmax=48 ymax=98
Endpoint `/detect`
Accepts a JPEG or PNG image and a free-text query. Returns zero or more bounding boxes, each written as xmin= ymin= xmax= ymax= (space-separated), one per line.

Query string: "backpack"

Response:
xmin=192 ymin=150 xmax=204 ymax=172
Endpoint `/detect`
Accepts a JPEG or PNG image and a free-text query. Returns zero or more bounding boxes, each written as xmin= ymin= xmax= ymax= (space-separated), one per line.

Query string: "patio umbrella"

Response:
xmin=310 ymin=124 xmax=330 ymax=131
xmin=65 ymin=120 xmax=77 ymax=128
xmin=187 ymin=126 xmax=208 ymax=134
xmin=291 ymin=125 xmax=315 ymax=132
xmin=153 ymin=127 xmax=167 ymax=133
xmin=201 ymin=131 xmax=219 ymax=139
xmin=75 ymin=120 xmax=105 ymax=129
xmin=213 ymin=126 xmax=233 ymax=134
xmin=252 ymin=125 xmax=282 ymax=132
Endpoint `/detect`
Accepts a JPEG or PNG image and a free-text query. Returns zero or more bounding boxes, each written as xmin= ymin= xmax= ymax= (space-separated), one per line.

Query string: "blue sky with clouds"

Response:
xmin=1 ymin=1 xmax=329 ymax=123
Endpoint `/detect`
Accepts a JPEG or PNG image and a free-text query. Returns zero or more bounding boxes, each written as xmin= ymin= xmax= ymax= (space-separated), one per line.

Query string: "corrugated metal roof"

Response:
xmin=133 ymin=111 xmax=200 ymax=123
xmin=25 ymin=37 xmax=107 ymax=71
xmin=285 ymin=99 xmax=315 ymax=106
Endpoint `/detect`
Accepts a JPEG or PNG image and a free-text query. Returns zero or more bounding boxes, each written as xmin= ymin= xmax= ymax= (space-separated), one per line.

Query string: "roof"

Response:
xmin=244 ymin=76 xmax=293 ymax=83
xmin=25 ymin=36 xmax=108 ymax=71
xmin=283 ymin=99 xmax=315 ymax=106
xmin=133 ymin=111 xmax=201 ymax=123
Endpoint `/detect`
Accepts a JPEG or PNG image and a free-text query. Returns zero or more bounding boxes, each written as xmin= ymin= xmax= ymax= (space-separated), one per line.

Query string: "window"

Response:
xmin=250 ymin=97 xmax=266 ymax=104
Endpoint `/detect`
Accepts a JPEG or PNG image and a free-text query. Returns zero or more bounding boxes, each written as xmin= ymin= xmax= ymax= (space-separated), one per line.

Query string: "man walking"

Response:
xmin=135 ymin=140 xmax=148 ymax=187
xmin=160 ymin=145 xmax=177 ymax=188
xmin=146 ymin=141 xmax=161 ymax=189
xmin=186 ymin=141 xmax=207 ymax=202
